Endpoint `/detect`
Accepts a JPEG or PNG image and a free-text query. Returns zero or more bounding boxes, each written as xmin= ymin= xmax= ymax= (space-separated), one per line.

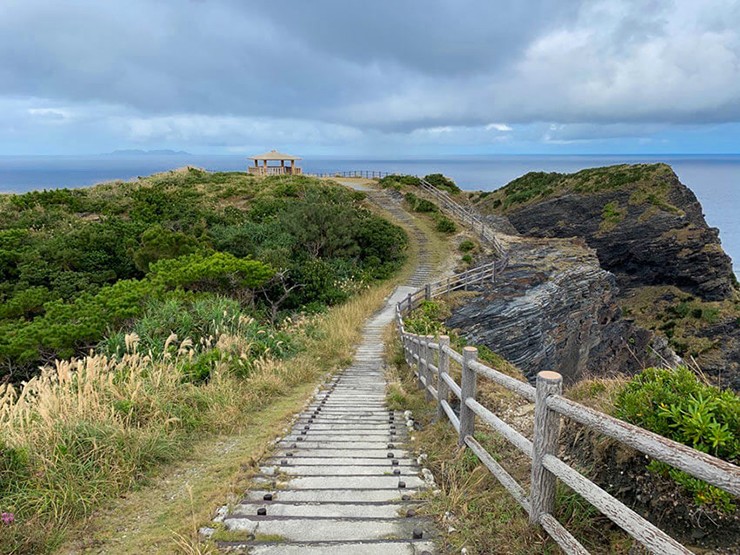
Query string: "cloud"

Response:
xmin=486 ymin=124 xmax=513 ymax=132
xmin=0 ymin=0 xmax=739 ymax=153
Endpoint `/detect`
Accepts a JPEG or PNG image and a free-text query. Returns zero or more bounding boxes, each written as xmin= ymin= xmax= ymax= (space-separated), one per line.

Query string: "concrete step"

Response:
xmin=222 ymin=516 xmax=434 ymax=543
xmin=261 ymin=465 xmax=420 ymax=476
xmin=239 ymin=539 xmax=435 ymax=554
xmin=273 ymin=448 xmax=411 ymax=458
xmin=264 ymin=457 xmax=416 ymax=467
xmin=243 ymin=489 xmax=421 ymax=503
xmin=230 ymin=501 xmax=413 ymax=519
xmin=278 ymin=440 xmax=401 ymax=449
xmin=270 ymin=475 xmax=425 ymax=490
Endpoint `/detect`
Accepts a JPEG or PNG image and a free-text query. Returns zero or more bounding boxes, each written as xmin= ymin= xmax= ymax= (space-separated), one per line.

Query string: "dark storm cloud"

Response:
xmin=0 ymin=0 xmax=582 ymax=123
xmin=1 ymin=0 xmax=740 ymax=150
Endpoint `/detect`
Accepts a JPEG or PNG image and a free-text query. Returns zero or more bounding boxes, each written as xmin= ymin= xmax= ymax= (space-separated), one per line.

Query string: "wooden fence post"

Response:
xmin=437 ymin=335 xmax=450 ymax=421
xmin=459 ymin=346 xmax=478 ymax=446
xmin=491 ymin=262 xmax=496 ymax=283
xmin=403 ymin=334 xmax=411 ymax=367
xmin=424 ymin=283 xmax=431 ymax=300
xmin=406 ymin=293 xmax=412 ymax=312
xmin=530 ymin=371 xmax=563 ymax=525
xmin=424 ymin=336 xmax=434 ymax=401
xmin=415 ymin=337 xmax=424 ymax=391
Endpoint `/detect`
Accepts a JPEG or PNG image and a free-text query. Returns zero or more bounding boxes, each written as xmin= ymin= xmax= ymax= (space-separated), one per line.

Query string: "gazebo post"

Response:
xmin=248 ymin=150 xmax=302 ymax=176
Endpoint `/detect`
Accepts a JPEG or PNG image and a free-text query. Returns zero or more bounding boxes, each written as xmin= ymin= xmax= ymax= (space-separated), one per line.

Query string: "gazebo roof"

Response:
xmin=249 ymin=149 xmax=302 ymax=161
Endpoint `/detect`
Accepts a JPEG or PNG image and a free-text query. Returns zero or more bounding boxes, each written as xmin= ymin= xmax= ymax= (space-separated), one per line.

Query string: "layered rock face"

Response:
xmin=448 ymin=164 xmax=738 ymax=387
xmin=445 ymin=238 xmax=674 ymax=385
xmin=491 ymin=164 xmax=734 ymax=301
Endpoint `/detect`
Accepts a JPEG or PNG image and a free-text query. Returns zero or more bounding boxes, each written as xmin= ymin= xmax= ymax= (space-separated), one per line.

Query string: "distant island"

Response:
xmin=108 ymin=149 xmax=191 ymax=156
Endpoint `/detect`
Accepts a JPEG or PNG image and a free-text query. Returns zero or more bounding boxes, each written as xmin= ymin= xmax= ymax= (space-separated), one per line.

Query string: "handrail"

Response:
xmin=394 ymin=185 xmax=739 ymax=554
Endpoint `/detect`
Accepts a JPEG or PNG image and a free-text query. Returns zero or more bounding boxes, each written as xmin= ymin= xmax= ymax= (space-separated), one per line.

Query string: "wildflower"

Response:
xmin=1 ymin=512 xmax=14 ymax=525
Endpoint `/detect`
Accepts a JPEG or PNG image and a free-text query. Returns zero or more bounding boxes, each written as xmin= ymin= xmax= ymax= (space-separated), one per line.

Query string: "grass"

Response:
xmin=32 ymin=179 xmax=452 ymax=554
xmin=474 ymin=163 xmax=680 ymax=214
xmin=385 ymin=314 xmax=635 ymax=554
xmin=43 ymin=275 xmax=405 ymax=555
xmin=619 ymin=285 xmax=739 ymax=377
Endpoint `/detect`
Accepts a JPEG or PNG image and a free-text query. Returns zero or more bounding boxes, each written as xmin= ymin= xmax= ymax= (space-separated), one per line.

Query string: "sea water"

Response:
xmin=0 ymin=154 xmax=737 ymax=274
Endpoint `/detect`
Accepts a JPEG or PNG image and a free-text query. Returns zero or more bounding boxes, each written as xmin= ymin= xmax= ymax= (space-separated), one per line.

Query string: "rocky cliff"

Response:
xmin=445 ymin=237 xmax=677 ymax=385
xmin=475 ymin=164 xmax=735 ymax=301
xmin=454 ymin=164 xmax=739 ymax=389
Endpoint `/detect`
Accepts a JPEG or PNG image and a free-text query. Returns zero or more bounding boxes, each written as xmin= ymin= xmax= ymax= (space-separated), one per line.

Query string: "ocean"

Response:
xmin=0 ymin=154 xmax=738 ymax=274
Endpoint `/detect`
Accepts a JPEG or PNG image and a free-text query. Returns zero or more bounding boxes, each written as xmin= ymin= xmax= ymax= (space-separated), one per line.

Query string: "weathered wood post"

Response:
xmin=530 ymin=371 xmax=563 ymax=525
xmin=424 ymin=283 xmax=431 ymax=300
xmin=436 ymin=335 xmax=450 ymax=421
xmin=403 ymin=333 xmax=411 ymax=367
xmin=424 ymin=335 xmax=434 ymax=401
xmin=412 ymin=335 xmax=421 ymax=389
xmin=406 ymin=292 xmax=412 ymax=312
xmin=458 ymin=346 xmax=478 ymax=446
xmin=491 ymin=262 xmax=496 ymax=283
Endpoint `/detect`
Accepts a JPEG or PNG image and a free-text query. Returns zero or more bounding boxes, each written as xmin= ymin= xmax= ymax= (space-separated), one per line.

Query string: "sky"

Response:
xmin=1 ymin=0 xmax=740 ymax=156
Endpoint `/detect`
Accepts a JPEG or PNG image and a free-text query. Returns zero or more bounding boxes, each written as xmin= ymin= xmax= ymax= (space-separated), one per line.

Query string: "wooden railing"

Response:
xmin=305 ymin=170 xmax=392 ymax=179
xmin=417 ymin=177 xmax=506 ymax=256
xmin=395 ymin=262 xmax=739 ymax=555
xmin=248 ymin=166 xmax=302 ymax=176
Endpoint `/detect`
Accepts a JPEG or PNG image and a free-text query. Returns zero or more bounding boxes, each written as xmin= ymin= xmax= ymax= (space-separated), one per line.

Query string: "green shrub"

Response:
xmin=615 ymin=366 xmax=739 ymax=510
xmin=435 ymin=216 xmax=457 ymax=234
xmin=458 ymin=239 xmax=475 ymax=253
xmin=404 ymin=193 xmax=438 ymax=213
xmin=404 ymin=301 xmax=448 ymax=335
xmin=378 ymin=174 xmax=421 ymax=189
xmin=424 ymin=173 xmax=461 ymax=194
xmin=461 ymin=254 xmax=473 ymax=264
xmin=132 ymin=224 xmax=200 ymax=272
xmin=149 ymin=252 xmax=274 ymax=294
xmin=182 ymin=349 xmax=223 ymax=383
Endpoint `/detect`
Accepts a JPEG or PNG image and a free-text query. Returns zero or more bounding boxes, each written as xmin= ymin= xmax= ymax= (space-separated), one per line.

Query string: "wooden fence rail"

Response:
xmin=396 ymin=260 xmax=740 ymax=555
xmin=320 ymin=168 xmax=738 ymax=552
xmin=417 ymin=177 xmax=506 ymax=256
xmin=305 ymin=170 xmax=392 ymax=179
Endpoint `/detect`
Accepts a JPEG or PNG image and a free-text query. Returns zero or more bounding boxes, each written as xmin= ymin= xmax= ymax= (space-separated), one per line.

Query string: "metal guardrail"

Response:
xmin=391 ymin=188 xmax=739 ymax=554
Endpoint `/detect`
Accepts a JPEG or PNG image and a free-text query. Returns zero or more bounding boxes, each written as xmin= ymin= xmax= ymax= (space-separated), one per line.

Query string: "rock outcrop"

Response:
xmin=478 ymin=164 xmax=735 ymax=301
xmin=445 ymin=237 xmax=676 ymax=385
xmin=462 ymin=164 xmax=738 ymax=389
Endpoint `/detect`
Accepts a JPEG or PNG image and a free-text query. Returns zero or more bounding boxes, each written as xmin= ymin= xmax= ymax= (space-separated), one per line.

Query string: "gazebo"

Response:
xmin=248 ymin=150 xmax=302 ymax=176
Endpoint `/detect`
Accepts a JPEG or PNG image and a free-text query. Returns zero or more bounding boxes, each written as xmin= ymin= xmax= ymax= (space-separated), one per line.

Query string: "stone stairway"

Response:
xmin=213 ymin=189 xmax=439 ymax=554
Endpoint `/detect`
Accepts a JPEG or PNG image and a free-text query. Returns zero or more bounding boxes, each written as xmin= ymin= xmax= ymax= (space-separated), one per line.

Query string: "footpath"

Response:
xmin=212 ymin=188 xmax=440 ymax=554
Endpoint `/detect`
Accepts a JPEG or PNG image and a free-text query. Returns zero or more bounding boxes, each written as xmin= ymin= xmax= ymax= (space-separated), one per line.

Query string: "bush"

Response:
xmin=378 ymin=174 xmax=422 ymax=189
xmin=458 ymin=239 xmax=476 ymax=253
xmin=615 ymin=366 xmax=739 ymax=509
xmin=404 ymin=301 xmax=448 ymax=335
xmin=149 ymin=252 xmax=274 ymax=294
xmin=435 ymin=216 xmax=457 ymax=234
xmin=424 ymin=173 xmax=461 ymax=194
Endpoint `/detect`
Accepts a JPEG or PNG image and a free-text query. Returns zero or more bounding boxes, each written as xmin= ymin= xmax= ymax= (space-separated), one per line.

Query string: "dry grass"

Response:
xmin=384 ymin=330 xmax=636 ymax=554
xmin=0 ymin=277 xmax=403 ymax=554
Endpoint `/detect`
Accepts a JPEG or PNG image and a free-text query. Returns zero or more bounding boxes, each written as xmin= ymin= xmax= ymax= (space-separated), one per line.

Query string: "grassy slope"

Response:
xmin=469 ymin=163 xmax=677 ymax=213
xmin=53 ymin=182 xmax=457 ymax=554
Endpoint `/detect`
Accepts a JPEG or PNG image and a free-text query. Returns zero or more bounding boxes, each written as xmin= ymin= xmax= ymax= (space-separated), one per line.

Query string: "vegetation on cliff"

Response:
xmin=399 ymin=295 xmax=740 ymax=549
xmin=473 ymin=163 xmax=677 ymax=211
